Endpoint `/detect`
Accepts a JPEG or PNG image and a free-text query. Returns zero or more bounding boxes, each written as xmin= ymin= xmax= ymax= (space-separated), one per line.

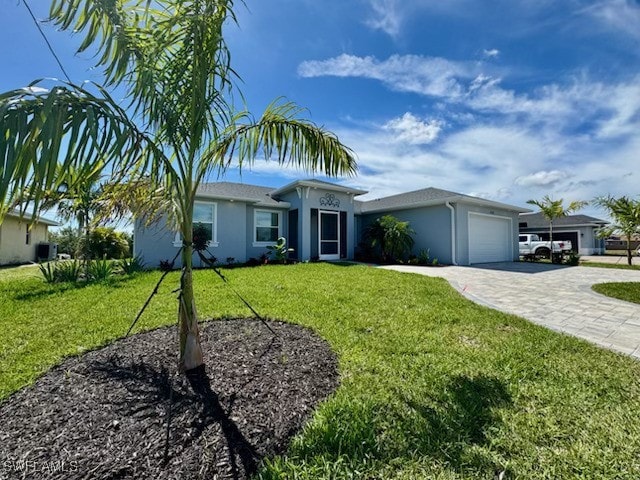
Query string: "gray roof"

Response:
xmin=196 ymin=182 xmax=286 ymax=207
xmin=519 ymin=212 xmax=608 ymax=228
xmin=270 ymin=179 xmax=368 ymax=197
xmin=357 ymin=187 xmax=529 ymax=214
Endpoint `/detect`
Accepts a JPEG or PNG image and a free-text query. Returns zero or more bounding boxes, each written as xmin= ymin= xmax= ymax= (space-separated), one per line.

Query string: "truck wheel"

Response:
xmin=536 ymin=247 xmax=551 ymax=259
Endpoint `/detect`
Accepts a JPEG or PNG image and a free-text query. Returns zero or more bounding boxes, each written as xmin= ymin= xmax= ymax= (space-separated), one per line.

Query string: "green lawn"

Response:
xmin=2 ymin=264 xmax=640 ymax=479
xmin=592 ymin=282 xmax=640 ymax=305
xmin=580 ymin=262 xmax=640 ymax=271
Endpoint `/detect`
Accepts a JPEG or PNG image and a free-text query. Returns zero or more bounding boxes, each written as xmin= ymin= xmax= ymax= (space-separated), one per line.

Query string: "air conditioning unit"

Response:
xmin=37 ymin=242 xmax=58 ymax=261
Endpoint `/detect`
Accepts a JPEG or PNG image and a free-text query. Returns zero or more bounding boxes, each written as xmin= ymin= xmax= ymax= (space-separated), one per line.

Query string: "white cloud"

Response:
xmin=483 ymin=48 xmax=500 ymax=58
xmin=298 ymin=54 xmax=476 ymax=99
xmin=514 ymin=170 xmax=569 ymax=187
xmin=383 ymin=113 xmax=443 ymax=144
xmin=295 ymin=52 xmax=640 ymax=217
xmin=365 ymin=0 xmax=402 ymax=37
xmin=581 ymin=0 xmax=640 ymax=40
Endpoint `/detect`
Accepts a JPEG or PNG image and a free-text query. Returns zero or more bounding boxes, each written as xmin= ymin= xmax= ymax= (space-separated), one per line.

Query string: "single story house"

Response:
xmin=0 ymin=211 xmax=59 ymax=266
xmin=518 ymin=213 xmax=608 ymax=255
xmin=133 ymin=179 xmax=530 ymax=267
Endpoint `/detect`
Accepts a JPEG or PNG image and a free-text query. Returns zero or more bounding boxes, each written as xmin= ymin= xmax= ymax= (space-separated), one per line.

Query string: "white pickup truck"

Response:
xmin=519 ymin=234 xmax=572 ymax=259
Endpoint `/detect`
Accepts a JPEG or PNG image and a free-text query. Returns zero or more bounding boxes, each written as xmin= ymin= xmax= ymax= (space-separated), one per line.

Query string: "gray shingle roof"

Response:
xmin=357 ymin=187 xmax=528 ymax=214
xmin=196 ymin=182 xmax=285 ymax=207
xmin=519 ymin=212 xmax=608 ymax=228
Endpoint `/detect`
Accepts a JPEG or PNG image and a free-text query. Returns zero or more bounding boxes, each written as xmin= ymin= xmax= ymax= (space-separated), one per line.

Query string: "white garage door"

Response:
xmin=468 ymin=213 xmax=513 ymax=264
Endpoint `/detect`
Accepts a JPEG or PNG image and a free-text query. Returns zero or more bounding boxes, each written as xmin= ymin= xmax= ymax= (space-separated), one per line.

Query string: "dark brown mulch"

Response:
xmin=0 ymin=319 xmax=338 ymax=480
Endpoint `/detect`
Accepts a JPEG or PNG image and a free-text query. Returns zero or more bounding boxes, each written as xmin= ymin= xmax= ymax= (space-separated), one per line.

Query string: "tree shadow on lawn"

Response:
xmin=301 ymin=374 xmax=513 ymax=477
xmin=5 ymin=275 xmax=134 ymax=302
xmin=403 ymin=375 xmax=513 ymax=468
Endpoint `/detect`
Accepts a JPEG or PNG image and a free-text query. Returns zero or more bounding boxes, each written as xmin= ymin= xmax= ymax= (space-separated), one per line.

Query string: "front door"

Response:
xmin=319 ymin=210 xmax=340 ymax=260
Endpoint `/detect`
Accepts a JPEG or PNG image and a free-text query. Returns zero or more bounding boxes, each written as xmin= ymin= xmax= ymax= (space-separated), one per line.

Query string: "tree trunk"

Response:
xmin=549 ymin=221 xmax=554 ymax=263
xmin=179 ymin=236 xmax=204 ymax=372
xmin=627 ymin=238 xmax=633 ymax=267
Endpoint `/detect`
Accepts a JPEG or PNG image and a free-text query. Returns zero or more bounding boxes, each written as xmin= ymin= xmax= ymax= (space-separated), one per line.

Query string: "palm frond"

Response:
xmin=201 ymin=100 xmax=357 ymax=183
xmin=0 ymin=80 xmax=150 ymax=221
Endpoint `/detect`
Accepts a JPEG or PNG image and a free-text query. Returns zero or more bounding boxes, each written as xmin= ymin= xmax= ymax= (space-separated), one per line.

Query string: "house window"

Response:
xmin=26 ymin=225 xmax=31 ymax=245
xmin=254 ymin=210 xmax=281 ymax=245
xmin=173 ymin=202 xmax=218 ymax=247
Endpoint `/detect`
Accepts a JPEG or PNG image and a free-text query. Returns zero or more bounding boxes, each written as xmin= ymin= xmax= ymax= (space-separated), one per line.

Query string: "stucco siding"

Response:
xmin=359 ymin=205 xmax=453 ymax=264
xmin=0 ymin=217 xmax=49 ymax=265
xmin=456 ymin=203 xmax=520 ymax=265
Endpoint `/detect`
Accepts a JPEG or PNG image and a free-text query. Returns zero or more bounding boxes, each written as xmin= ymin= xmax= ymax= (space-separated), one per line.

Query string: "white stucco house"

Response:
xmin=0 ymin=211 xmax=59 ymax=266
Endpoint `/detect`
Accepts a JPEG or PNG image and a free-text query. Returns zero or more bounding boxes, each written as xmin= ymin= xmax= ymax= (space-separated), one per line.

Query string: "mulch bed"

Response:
xmin=0 ymin=319 xmax=339 ymax=480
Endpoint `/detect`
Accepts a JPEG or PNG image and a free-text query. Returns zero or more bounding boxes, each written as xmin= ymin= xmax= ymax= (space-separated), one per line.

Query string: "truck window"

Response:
xmin=519 ymin=236 xmax=527 ymax=242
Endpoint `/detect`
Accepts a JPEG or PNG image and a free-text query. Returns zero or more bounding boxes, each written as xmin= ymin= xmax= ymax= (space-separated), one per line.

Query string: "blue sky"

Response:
xmin=2 ymin=0 xmax=640 ymax=219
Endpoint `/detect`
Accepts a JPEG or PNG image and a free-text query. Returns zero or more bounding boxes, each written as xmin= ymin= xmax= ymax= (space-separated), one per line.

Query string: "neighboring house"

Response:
xmin=0 ymin=211 xmax=59 ymax=266
xmin=518 ymin=213 xmax=608 ymax=255
xmin=134 ymin=180 xmax=530 ymax=267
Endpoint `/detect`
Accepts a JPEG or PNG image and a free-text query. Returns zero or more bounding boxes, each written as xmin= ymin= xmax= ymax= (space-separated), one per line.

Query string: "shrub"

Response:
xmin=80 ymin=227 xmax=130 ymax=259
xmin=418 ymin=249 xmax=431 ymax=265
xmin=364 ymin=215 xmax=415 ymax=263
xmin=55 ymin=260 xmax=82 ymax=283
xmin=118 ymin=256 xmax=145 ymax=275
xmin=48 ymin=226 xmax=80 ymax=257
xmin=564 ymin=251 xmax=581 ymax=266
xmin=266 ymin=237 xmax=294 ymax=263
xmin=88 ymin=258 xmax=115 ymax=282
xmin=39 ymin=262 xmax=58 ymax=284
xmin=159 ymin=259 xmax=174 ymax=271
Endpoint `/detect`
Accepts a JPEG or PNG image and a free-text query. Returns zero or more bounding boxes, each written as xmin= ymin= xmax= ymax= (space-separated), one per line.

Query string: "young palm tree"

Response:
xmin=0 ymin=0 xmax=356 ymax=373
xmin=526 ymin=196 xmax=587 ymax=262
xmin=364 ymin=215 xmax=415 ymax=263
xmin=593 ymin=195 xmax=640 ymax=266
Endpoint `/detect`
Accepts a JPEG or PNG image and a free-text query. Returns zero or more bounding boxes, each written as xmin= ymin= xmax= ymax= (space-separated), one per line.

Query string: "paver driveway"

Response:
xmin=382 ymin=263 xmax=640 ymax=359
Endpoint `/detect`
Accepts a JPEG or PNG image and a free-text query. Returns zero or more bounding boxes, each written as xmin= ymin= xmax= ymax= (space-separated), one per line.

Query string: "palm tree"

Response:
xmin=0 ymin=0 xmax=356 ymax=374
xmin=39 ymin=164 xmax=104 ymax=259
xmin=364 ymin=215 xmax=415 ymax=263
xmin=526 ymin=195 xmax=587 ymax=262
xmin=593 ymin=195 xmax=640 ymax=266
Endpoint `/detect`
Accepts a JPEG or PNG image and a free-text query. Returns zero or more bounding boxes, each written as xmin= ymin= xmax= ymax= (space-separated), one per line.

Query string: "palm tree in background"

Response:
xmin=0 ymin=0 xmax=356 ymax=374
xmin=526 ymin=196 xmax=587 ymax=262
xmin=593 ymin=195 xmax=640 ymax=266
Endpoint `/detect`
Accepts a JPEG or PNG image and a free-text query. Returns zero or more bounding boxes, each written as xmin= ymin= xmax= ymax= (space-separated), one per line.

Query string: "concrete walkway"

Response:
xmin=381 ymin=263 xmax=640 ymax=359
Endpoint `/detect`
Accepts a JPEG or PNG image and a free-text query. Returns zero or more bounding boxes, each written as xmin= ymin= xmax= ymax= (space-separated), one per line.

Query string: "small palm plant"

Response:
xmin=364 ymin=215 xmax=415 ymax=263
xmin=526 ymin=196 xmax=587 ymax=262
xmin=593 ymin=195 xmax=640 ymax=266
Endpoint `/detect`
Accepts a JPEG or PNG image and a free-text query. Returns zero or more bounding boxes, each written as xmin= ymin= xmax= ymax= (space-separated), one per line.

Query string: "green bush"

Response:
xmin=39 ymin=260 xmax=82 ymax=283
xmin=56 ymin=260 xmax=82 ymax=282
xmin=564 ymin=251 xmax=581 ymax=266
xmin=38 ymin=262 xmax=58 ymax=284
xmin=118 ymin=256 xmax=145 ymax=275
xmin=48 ymin=226 xmax=80 ymax=257
xmin=80 ymin=227 xmax=130 ymax=259
xmin=364 ymin=215 xmax=415 ymax=263
xmin=88 ymin=258 xmax=114 ymax=282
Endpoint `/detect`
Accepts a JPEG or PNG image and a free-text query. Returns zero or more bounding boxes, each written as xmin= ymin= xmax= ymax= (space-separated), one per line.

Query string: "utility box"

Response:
xmin=37 ymin=242 xmax=58 ymax=261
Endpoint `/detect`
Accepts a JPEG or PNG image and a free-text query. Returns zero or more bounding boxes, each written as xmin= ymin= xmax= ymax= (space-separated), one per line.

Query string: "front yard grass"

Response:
xmin=592 ymin=282 xmax=640 ymax=305
xmin=581 ymin=262 xmax=640 ymax=271
xmin=1 ymin=263 xmax=640 ymax=478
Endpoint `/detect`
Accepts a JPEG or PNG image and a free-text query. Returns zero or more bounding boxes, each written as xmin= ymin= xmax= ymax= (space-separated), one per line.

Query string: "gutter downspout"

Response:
xmin=445 ymin=201 xmax=458 ymax=265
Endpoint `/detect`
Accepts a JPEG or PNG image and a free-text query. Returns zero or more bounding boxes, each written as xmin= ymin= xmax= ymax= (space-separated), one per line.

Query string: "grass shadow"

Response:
xmin=6 ymin=274 xmax=135 ymax=301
